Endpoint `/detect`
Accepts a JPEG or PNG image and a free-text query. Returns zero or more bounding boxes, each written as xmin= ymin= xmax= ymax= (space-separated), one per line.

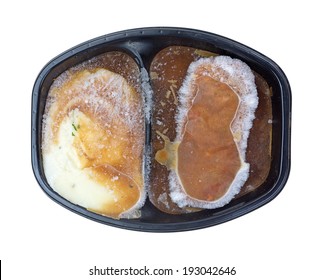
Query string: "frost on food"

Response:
xmin=156 ymin=56 xmax=259 ymax=209
xmin=42 ymin=57 xmax=146 ymax=219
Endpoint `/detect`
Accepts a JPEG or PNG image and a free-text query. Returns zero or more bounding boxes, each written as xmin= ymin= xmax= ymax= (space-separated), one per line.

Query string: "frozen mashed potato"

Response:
xmin=42 ymin=67 xmax=145 ymax=219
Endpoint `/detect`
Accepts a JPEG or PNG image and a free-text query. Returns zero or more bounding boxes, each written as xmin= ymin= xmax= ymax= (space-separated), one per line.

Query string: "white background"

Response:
xmin=1 ymin=0 xmax=322 ymax=279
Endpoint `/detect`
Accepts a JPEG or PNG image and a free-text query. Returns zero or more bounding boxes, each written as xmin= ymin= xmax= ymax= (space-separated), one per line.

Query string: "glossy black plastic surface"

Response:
xmin=31 ymin=27 xmax=291 ymax=232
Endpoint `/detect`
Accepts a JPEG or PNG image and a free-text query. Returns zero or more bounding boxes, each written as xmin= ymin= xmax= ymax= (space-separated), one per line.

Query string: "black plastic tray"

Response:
xmin=31 ymin=27 xmax=291 ymax=232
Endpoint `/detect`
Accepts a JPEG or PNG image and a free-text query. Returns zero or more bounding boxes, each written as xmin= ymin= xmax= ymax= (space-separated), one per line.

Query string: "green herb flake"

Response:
xmin=72 ymin=123 xmax=78 ymax=131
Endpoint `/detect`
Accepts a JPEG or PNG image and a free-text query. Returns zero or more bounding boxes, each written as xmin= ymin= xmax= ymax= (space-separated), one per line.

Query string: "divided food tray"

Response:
xmin=31 ymin=27 xmax=291 ymax=232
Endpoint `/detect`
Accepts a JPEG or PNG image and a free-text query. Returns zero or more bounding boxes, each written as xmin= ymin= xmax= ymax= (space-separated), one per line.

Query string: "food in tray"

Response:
xmin=42 ymin=52 xmax=146 ymax=219
xmin=157 ymin=55 xmax=258 ymax=208
xmin=149 ymin=46 xmax=272 ymax=213
xmin=42 ymin=47 xmax=272 ymax=219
